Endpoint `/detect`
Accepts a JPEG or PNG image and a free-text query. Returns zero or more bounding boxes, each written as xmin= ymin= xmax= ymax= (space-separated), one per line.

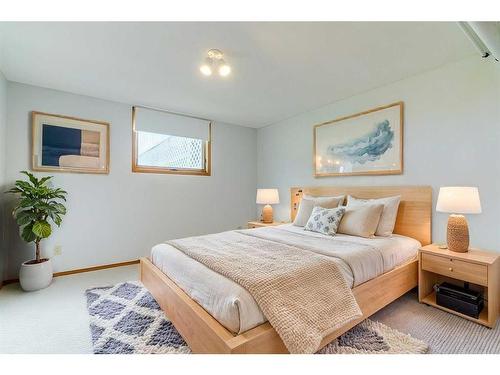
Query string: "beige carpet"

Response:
xmin=372 ymin=289 xmax=500 ymax=354
xmin=2 ymin=266 xmax=498 ymax=354
xmin=0 ymin=265 xmax=139 ymax=354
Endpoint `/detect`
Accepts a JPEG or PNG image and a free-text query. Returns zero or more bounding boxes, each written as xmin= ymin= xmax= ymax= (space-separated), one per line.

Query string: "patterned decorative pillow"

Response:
xmin=304 ymin=206 xmax=346 ymax=236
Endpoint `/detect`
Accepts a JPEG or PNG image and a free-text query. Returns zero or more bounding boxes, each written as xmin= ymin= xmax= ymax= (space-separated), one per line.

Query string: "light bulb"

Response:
xmin=218 ymin=63 xmax=231 ymax=77
xmin=200 ymin=64 xmax=212 ymax=76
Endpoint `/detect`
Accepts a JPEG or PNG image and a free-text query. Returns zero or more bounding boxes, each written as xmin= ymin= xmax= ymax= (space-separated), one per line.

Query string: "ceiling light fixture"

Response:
xmin=199 ymin=58 xmax=213 ymax=76
xmin=199 ymin=49 xmax=231 ymax=77
xmin=218 ymin=63 xmax=231 ymax=77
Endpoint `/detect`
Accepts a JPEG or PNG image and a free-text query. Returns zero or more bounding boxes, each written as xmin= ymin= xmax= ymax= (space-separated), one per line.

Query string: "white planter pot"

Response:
xmin=19 ymin=258 xmax=53 ymax=292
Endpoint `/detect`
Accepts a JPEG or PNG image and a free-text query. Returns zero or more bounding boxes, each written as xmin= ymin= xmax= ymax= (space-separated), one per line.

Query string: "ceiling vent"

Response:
xmin=458 ymin=22 xmax=500 ymax=62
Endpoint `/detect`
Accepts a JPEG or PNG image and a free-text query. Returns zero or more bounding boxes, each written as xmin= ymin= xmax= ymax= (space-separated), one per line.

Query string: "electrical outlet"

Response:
xmin=53 ymin=245 xmax=62 ymax=256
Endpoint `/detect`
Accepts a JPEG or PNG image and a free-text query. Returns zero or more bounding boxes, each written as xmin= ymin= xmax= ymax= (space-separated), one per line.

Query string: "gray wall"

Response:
xmin=0 ymin=71 xmax=7 ymax=282
xmin=257 ymin=57 xmax=500 ymax=250
xmin=4 ymin=82 xmax=257 ymax=279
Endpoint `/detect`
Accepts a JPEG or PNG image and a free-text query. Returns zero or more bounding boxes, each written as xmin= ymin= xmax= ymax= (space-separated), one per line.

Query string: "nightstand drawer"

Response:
xmin=421 ymin=253 xmax=488 ymax=286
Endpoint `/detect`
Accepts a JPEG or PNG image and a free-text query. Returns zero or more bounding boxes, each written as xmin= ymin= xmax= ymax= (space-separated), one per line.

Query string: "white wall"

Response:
xmin=257 ymin=57 xmax=500 ymax=250
xmin=3 ymin=56 xmax=499 ymax=281
xmin=0 ymin=71 xmax=7 ymax=282
xmin=4 ymin=82 xmax=257 ymax=279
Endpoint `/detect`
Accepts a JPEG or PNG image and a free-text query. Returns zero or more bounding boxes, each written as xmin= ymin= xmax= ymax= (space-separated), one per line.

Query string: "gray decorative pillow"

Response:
xmin=337 ymin=204 xmax=384 ymax=238
xmin=347 ymin=195 xmax=401 ymax=236
xmin=304 ymin=206 xmax=346 ymax=236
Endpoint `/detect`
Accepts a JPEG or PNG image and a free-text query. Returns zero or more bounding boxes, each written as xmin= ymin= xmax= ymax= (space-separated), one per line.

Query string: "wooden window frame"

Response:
xmin=131 ymin=106 xmax=212 ymax=176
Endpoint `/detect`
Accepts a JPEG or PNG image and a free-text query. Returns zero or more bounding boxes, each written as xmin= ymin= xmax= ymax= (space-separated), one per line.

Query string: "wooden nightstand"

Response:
xmin=247 ymin=221 xmax=284 ymax=229
xmin=418 ymin=244 xmax=499 ymax=328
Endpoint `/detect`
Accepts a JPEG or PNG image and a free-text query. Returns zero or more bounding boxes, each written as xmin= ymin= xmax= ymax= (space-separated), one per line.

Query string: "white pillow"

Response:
xmin=304 ymin=206 xmax=346 ymax=236
xmin=337 ymin=204 xmax=384 ymax=238
xmin=347 ymin=195 xmax=401 ymax=236
xmin=293 ymin=195 xmax=345 ymax=227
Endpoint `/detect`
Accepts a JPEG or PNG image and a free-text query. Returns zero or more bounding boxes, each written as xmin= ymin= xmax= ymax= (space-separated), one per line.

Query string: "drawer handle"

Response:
xmin=448 ymin=267 xmax=453 ymax=272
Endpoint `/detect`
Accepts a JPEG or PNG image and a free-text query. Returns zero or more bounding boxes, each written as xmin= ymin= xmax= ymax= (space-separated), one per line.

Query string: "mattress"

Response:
xmin=151 ymin=224 xmax=420 ymax=334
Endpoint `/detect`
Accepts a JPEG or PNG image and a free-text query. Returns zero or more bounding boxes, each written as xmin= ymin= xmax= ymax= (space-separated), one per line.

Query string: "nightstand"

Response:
xmin=418 ymin=244 xmax=499 ymax=328
xmin=247 ymin=221 xmax=284 ymax=229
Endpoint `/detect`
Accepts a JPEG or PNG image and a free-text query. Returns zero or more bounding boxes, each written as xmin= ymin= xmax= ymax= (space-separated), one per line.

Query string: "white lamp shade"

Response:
xmin=256 ymin=189 xmax=280 ymax=205
xmin=436 ymin=187 xmax=482 ymax=214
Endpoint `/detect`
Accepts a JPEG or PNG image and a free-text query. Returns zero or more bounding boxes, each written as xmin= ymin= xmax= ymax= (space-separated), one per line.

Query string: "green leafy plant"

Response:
xmin=5 ymin=171 xmax=67 ymax=263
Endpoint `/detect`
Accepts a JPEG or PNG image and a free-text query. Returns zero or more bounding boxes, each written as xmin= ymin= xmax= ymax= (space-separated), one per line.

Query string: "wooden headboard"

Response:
xmin=291 ymin=186 xmax=432 ymax=245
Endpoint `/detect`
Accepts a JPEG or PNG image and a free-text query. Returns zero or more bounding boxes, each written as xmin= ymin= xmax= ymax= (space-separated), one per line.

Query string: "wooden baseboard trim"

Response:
xmin=54 ymin=259 xmax=139 ymax=277
xmin=1 ymin=259 xmax=139 ymax=287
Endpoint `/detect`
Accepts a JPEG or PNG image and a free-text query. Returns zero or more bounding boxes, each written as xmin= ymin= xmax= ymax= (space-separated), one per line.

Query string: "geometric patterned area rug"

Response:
xmin=318 ymin=319 xmax=428 ymax=354
xmin=85 ymin=281 xmax=428 ymax=354
xmin=85 ymin=281 xmax=190 ymax=354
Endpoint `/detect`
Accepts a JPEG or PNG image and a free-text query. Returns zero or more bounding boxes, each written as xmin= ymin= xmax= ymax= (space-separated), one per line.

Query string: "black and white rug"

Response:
xmin=85 ymin=281 xmax=427 ymax=354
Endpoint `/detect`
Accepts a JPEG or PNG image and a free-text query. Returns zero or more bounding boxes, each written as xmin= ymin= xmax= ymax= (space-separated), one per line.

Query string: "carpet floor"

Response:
xmin=0 ymin=265 xmax=138 ymax=353
xmin=372 ymin=289 xmax=500 ymax=354
xmin=1 ymin=264 xmax=499 ymax=354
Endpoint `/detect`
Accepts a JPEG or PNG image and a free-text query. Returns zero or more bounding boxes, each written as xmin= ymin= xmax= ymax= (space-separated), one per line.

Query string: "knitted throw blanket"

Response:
xmin=167 ymin=230 xmax=362 ymax=353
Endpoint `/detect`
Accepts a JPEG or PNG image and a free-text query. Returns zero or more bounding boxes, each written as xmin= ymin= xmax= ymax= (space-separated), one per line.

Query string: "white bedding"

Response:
xmin=151 ymin=224 xmax=420 ymax=334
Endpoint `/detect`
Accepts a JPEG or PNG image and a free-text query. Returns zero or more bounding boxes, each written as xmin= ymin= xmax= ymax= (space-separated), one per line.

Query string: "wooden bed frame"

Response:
xmin=141 ymin=186 xmax=432 ymax=353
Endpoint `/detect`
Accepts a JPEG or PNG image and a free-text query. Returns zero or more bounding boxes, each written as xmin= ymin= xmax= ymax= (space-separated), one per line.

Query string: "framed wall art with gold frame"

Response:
xmin=32 ymin=111 xmax=110 ymax=174
xmin=313 ymin=102 xmax=403 ymax=177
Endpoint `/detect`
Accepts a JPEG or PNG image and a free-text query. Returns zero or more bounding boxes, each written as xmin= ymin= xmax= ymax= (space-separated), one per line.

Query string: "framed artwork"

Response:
xmin=313 ymin=102 xmax=403 ymax=177
xmin=32 ymin=111 xmax=110 ymax=174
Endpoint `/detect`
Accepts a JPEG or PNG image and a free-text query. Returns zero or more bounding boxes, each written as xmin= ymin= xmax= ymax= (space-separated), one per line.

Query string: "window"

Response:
xmin=132 ymin=106 xmax=211 ymax=175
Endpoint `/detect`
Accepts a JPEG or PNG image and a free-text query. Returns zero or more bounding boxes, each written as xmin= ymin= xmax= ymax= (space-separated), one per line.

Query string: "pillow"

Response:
xmin=347 ymin=195 xmax=401 ymax=236
xmin=293 ymin=195 xmax=345 ymax=227
xmin=304 ymin=206 xmax=346 ymax=236
xmin=337 ymin=204 xmax=384 ymax=238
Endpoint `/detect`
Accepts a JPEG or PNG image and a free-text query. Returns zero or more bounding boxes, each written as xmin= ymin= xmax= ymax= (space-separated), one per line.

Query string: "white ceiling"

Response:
xmin=0 ymin=22 xmax=474 ymax=127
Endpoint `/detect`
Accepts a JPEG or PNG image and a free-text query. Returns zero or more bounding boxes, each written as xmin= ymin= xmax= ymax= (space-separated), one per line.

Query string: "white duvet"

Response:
xmin=151 ymin=224 xmax=420 ymax=334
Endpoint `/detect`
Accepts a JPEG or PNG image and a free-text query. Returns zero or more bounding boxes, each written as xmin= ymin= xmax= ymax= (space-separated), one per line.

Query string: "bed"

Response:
xmin=140 ymin=185 xmax=432 ymax=353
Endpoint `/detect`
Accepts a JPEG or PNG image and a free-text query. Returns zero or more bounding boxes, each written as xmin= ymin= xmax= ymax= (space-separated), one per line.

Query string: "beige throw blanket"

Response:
xmin=167 ymin=230 xmax=362 ymax=353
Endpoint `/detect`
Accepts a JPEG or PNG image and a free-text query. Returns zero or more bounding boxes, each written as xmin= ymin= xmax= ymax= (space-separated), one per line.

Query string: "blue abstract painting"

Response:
xmin=326 ymin=120 xmax=394 ymax=165
xmin=42 ymin=125 xmax=83 ymax=166
xmin=32 ymin=112 xmax=109 ymax=174
xmin=314 ymin=103 xmax=402 ymax=176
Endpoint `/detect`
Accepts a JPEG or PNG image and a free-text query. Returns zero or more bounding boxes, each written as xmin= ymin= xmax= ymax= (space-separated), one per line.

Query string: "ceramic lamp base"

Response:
xmin=262 ymin=204 xmax=273 ymax=223
xmin=447 ymin=214 xmax=469 ymax=253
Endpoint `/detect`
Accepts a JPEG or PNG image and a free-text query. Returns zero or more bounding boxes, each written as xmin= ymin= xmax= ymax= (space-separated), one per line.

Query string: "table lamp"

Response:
xmin=256 ymin=189 xmax=280 ymax=223
xmin=436 ymin=187 xmax=482 ymax=252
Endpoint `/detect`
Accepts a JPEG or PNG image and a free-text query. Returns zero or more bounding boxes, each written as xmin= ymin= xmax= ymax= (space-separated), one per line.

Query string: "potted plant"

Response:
xmin=5 ymin=171 xmax=67 ymax=291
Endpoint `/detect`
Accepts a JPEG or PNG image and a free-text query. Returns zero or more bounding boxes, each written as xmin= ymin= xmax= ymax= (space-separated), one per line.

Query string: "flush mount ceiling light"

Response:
xmin=199 ymin=49 xmax=231 ymax=77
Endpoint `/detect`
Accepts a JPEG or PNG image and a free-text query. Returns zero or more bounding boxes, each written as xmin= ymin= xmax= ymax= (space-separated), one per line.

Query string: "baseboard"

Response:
xmin=2 ymin=278 xmax=18 ymax=286
xmin=0 ymin=259 xmax=140 ymax=287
